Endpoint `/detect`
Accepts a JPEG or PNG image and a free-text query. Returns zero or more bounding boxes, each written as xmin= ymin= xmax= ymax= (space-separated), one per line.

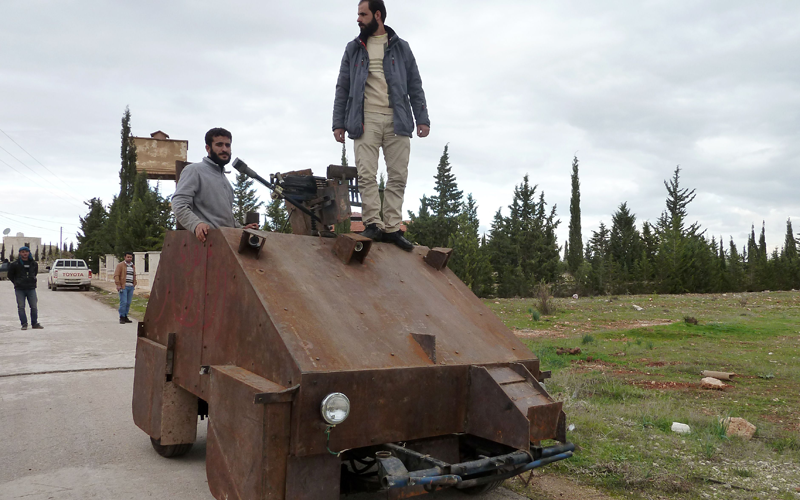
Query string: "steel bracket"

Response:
xmin=424 ymin=247 xmax=452 ymax=270
xmin=254 ymin=384 xmax=301 ymax=405
xmin=238 ymin=228 xmax=266 ymax=258
xmin=333 ymin=233 xmax=372 ymax=264
xmin=165 ymin=332 xmax=176 ymax=381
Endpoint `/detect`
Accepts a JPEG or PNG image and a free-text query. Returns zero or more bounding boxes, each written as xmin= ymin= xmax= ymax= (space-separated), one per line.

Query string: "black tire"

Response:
xmin=459 ymin=480 xmax=503 ymax=495
xmin=459 ymin=470 xmax=504 ymax=496
xmin=150 ymin=437 xmax=193 ymax=458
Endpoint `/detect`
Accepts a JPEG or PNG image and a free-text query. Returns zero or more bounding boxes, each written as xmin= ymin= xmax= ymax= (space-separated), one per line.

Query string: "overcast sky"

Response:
xmin=2 ymin=0 xmax=799 ymax=256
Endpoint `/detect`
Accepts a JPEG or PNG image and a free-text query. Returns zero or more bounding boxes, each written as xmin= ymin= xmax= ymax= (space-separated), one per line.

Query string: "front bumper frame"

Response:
xmin=378 ymin=442 xmax=575 ymax=490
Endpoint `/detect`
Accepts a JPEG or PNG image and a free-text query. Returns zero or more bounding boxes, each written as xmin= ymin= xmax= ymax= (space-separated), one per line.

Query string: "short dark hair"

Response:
xmin=205 ymin=128 xmax=232 ymax=147
xmin=124 ymin=252 xmax=134 ymax=257
xmin=359 ymin=0 xmax=386 ymax=22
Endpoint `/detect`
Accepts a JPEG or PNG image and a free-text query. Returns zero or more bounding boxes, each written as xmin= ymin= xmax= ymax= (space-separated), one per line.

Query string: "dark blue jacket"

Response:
xmin=332 ymin=26 xmax=430 ymax=139
xmin=8 ymin=257 xmax=38 ymax=290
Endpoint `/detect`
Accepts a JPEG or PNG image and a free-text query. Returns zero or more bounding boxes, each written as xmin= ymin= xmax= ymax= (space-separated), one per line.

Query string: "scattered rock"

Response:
xmin=701 ymin=377 xmax=726 ymax=390
xmin=700 ymin=370 xmax=735 ymax=380
xmin=721 ymin=417 xmax=756 ymax=440
xmin=556 ymin=347 xmax=582 ymax=355
xmin=572 ymin=294 xmax=579 ymax=299
xmin=671 ymin=422 xmax=691 ymax=434
xmin=568 ymin=424 xmax=576 ymax=431
xmin=632 ymin=304 xmax=644 ymax=311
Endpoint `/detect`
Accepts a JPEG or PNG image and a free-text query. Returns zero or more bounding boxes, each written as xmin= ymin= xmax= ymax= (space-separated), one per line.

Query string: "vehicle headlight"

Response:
xmin=320 ymin=392 xmax=350 ymax=425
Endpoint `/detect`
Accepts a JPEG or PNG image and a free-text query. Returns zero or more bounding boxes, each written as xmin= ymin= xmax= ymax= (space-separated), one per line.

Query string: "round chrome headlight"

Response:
xmin=320 ymin=392 xmax=350 ymax=425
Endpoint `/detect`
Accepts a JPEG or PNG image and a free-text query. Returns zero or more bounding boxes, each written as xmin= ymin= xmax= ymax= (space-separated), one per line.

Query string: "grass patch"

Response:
xmin=486 ymin=290 xmax=800 ymax=499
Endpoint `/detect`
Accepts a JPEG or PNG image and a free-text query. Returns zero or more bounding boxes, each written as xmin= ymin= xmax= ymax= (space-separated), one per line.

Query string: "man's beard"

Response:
xmin=359 ymin=17 xmax=379 ymax=38
xmin=209 ymin=150 xmax=230 ymax=167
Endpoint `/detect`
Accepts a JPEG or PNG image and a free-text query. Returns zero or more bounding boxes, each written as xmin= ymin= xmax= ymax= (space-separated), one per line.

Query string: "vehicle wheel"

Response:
xmin=150 ymin=437 xmax=193 ymax=458
xmin=47 ymin=282 xmax=51 ymax=290
xmin=459 ymin=480 xmax=503 ymax=495
xmin=459 ymin=470 xmax=504 ymax=496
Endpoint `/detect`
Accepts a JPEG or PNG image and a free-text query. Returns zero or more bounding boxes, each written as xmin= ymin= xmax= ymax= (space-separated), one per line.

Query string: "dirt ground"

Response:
xmin=506 ymin=472 xmax=613 ymax=500
xmin=513 ymin=319 xmax=674 ymax=339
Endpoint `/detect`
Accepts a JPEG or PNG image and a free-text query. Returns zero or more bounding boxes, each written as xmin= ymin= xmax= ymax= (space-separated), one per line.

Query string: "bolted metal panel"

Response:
xmin=132 ymin=337 xmax=167 ymax=439
xmin=201 ymin=231 xmax=301 ymax=394
xmin=219 ymin=228 xmax=533 ymax=373
xmin=292 ymin=366 xmax=470 ymax=457
xmin=142 ymin=231 xmax=208 ymax=398
xmin=465 ymin=366 xmax=530 ymax=451
xmin=285 ymin=454 xmax=341 ymax=500
xmin=207 ymin=366 xmax=292 ymax=500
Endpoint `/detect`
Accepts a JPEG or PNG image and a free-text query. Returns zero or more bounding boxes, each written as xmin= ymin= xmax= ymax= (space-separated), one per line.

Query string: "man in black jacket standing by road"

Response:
xmin=8 ymin=246 xmax=43 ymax=330
xmin=332 ymin=0 xmax=430 ymax=251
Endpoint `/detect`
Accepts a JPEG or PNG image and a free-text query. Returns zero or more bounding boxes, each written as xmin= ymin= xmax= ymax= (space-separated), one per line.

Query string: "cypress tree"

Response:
xmin=405 ymin=195 xmax=434 ymax=244
xmin=486 ymin=175 xmax=560 ymax=296
xmin=406 ymin=145 xmax=463 ymax=248
xmin=232 ymin=171 xmax=263 ymax=225
xmin=783 ymin=218 xmax=797 ymax=261
xmin=587 ymin=222 xmax=611 ymax=293
xmin=116 ymin=173 xmax=173 ymax=253
xmin=264 ymin=199 xmax=292 ymax=233
xmin=118 ymin=106 xmax=137 ymax=207
xmin=448 ymin=194 xmax=493 ymax=297
xmin=341 ymin=143 xmax=349 ymax=166
xmin=76 ymin=198 xmax=112 ymax=273
xmin=608 ymin=202 xmax=641 ymax=291
xmin=654 ymin=166 xmax=702 ymax=293
xmin=427 ymin=145 xmax=463 ymax=247
xmin=567 ymin=156 xmax=583 ymax=273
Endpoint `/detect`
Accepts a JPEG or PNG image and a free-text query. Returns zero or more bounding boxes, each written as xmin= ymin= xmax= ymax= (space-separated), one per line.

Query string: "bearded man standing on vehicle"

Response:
xmin=172 ymin=128 xmax=259 ymax=243
xmin=332 ymin=0 xmax=430 ymax=251
xmin=8 ymin=246 xmax=43 ymax=330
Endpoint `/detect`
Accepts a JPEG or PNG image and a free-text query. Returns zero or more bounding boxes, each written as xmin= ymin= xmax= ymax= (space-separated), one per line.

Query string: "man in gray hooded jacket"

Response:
xmin=172 ymin=128 xmax=258 ymax=242
xmin=332 ymin=0 xmax=430 ymax=251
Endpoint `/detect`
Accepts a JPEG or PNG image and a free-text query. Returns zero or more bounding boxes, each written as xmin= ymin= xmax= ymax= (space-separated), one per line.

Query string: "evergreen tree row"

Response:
xmin=407 ymin=148 xmax=800 ymax=298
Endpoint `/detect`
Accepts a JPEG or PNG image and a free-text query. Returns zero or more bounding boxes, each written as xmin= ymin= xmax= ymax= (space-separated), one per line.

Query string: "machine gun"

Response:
xmin=232 ymin=158 xmax=359 ymax=237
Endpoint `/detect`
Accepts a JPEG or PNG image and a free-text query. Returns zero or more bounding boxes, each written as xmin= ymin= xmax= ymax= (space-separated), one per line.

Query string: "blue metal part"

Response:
xmin=383 ymin=443 xmax=574 ymax=490
xmin=384 ymin=474 xmax=461 ymax=488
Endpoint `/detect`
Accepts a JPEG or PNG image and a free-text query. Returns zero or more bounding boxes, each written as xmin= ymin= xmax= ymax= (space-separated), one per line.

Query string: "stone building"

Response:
xmin=1 ymin=233 xmax=43 ymax=261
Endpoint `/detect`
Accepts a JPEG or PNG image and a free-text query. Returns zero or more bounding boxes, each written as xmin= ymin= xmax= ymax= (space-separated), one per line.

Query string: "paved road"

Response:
xmin=0 ymin=276 xmax=525 ymax=500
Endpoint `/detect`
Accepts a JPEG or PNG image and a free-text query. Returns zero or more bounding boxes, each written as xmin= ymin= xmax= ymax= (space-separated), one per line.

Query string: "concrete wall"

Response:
xmin=98 ymin=251 xmax=161 ymax=292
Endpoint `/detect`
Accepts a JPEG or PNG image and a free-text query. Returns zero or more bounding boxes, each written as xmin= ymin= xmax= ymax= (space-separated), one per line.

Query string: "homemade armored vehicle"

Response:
xmin=132 ymin=164 xmax=572 ymax=499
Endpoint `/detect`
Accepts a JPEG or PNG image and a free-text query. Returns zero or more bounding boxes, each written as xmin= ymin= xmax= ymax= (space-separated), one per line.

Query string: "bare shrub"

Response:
xmin=534 ymin=281 xmax=556 ymax=316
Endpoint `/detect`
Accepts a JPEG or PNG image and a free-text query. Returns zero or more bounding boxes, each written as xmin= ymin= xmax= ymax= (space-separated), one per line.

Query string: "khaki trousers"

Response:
xmin=354 ymin=112 xmax=410 ymax=233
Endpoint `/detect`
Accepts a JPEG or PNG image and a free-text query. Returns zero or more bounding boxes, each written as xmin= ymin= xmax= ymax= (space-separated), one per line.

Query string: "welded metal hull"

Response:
xmin=132 ymin=228 xmax=570 ymax=499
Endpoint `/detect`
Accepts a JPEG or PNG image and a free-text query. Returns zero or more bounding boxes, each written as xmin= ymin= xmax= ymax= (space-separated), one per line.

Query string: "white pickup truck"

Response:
xmin=47 ymin=259 xmax=92 ymax=291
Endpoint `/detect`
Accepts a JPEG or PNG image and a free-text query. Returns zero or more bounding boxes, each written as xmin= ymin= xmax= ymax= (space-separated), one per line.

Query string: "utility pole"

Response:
xmin=60 ymin=227 xmax=63 ymax=252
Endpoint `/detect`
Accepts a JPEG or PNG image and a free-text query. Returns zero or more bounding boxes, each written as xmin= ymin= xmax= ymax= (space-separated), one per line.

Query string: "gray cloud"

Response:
xmin=2 ymin=0 xmax=799 ymax=255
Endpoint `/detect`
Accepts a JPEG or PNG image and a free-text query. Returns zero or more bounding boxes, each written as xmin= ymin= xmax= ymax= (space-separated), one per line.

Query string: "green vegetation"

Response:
xmin=92 ymin=286 xmax=148 ymax=320
xmin=490 ymin=291 xmax=800 ymax=499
